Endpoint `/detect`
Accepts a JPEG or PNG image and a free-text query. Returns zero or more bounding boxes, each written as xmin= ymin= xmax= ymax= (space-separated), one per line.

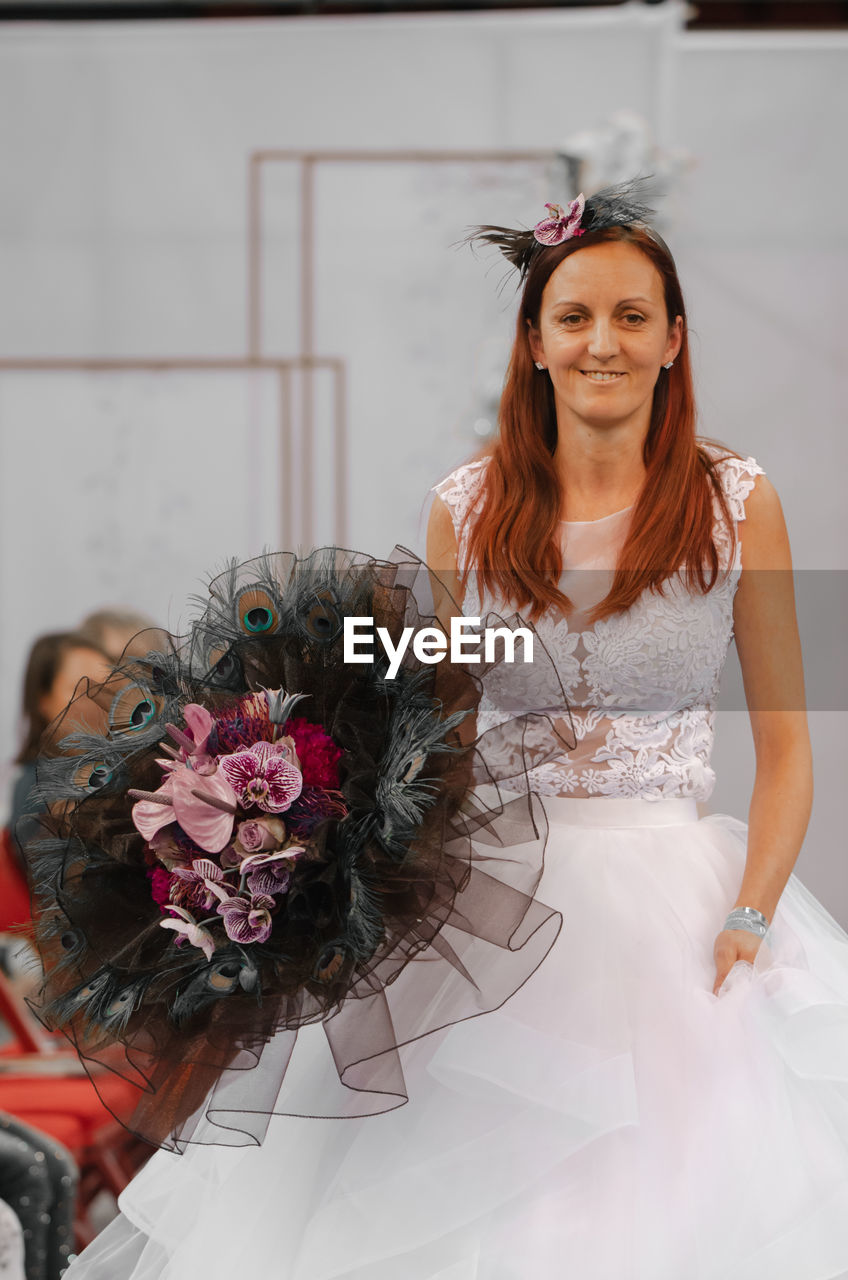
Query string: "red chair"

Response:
xmin=0 ymin=851 xmax=154 ymax=1249
xmin=0 ymin=827 xmax=31 ymax=934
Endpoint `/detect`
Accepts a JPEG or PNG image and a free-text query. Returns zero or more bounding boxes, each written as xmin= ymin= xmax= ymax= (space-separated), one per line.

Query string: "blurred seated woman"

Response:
xmin=76 ymin=609 xmax=166 ymax=664
xmin=8 ymin=633 xmax=112 ymax=868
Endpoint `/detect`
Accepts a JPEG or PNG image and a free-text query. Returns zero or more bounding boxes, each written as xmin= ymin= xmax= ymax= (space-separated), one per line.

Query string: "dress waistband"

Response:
xmin=541 ymin=796 xmax=700 ymax=828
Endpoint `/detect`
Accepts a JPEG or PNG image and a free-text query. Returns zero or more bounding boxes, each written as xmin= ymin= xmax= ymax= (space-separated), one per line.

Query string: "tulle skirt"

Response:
xmin=64 ymin=797 xmax=848 ymax=1279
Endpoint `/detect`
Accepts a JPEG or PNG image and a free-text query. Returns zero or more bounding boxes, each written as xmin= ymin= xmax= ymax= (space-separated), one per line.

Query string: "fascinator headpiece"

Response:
xmin=468 ymin=175 xmax=668 ymax=281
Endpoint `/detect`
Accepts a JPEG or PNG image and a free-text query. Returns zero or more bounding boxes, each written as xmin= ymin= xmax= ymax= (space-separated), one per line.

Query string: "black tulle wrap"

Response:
xmin=23 ymin=548 xmax=575 ymax=1152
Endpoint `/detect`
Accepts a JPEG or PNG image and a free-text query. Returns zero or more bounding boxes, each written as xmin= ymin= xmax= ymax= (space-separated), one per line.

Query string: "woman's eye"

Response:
xmin=624 ymin=314 xmax=645 ymax=324
xmin=561 ymin=314 xmax=583 ymax=325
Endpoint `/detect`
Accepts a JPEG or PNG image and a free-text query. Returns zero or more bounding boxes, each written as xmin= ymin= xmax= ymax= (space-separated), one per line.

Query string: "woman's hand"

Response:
xmin=712 ymin=928 xmax=762 ymax=996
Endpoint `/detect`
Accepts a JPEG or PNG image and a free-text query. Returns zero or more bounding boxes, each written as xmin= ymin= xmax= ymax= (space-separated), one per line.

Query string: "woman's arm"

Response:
xmin=425 ymin=494 xmax=465 ymax=632
xmin=712 ymin=473 xmax=813 ymax=994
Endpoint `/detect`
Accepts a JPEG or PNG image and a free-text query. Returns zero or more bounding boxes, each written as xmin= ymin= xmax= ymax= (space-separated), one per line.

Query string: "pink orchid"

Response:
xmin=170 ymin=858 xmax=227 ymax=911
xmin=240 ymin=845 xmax=306 ymax=897
xmin=217 ymin=893 xmax=277 ymax=945
xmin=247 ymin=862 xmax=293 ymax=897
xmin=533 ymin=195 xmax=586 ymax=246
xmin=218 ymin=741 xmax=303 ymax=814
xmin=159 ymin=905 xmax=216 ymax=961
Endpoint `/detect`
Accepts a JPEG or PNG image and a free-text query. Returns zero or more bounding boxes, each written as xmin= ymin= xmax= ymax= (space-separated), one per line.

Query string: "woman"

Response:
xmin=9 ymin=631 xmax=112 ymax=853
xmin=53 ymin=185 xmax=848 ymax=1278
xmin=3 ymin=633 xmax=112 ymax=980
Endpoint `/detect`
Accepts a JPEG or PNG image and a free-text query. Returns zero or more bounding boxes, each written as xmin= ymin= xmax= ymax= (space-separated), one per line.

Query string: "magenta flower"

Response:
xmin=284 ymin=717 xmax=343 ymax=789
xmin=533 ymin=195 xmax=586 ymax=246
xmin=148 ymin=866 xmax=174 ymax=907
xmin=218 ymin=741 xmax=303 ymax=814
xmin=217 ymin=893 xmax=277 ymax=944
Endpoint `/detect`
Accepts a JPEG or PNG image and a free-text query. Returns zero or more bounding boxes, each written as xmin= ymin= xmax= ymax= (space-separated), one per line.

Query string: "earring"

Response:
xmin=663 ymin=361 xmax=674 ymax=370
xmin=534 ymin=362 xmax=545 ymax=371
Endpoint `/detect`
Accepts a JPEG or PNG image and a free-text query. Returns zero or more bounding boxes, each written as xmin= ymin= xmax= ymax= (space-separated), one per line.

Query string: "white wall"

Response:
xmin=1 ymin=4 xmax=846 ymax=919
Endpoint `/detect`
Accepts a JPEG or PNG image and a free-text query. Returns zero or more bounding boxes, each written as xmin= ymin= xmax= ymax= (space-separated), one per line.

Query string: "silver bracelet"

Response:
xmin=723 ymin=906 xmax=770 ymax=939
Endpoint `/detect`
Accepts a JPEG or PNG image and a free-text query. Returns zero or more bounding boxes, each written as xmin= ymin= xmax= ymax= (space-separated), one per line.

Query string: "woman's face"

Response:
xmin=40 ymin=645 xmax=112 ymax=728
xmin=528 ymin=241 xmax=683 ymax=434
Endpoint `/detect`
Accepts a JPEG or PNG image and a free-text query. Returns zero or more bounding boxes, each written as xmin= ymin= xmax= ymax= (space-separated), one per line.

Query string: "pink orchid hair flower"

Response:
xmin=533 ymin=194 xmax=586 ymax=246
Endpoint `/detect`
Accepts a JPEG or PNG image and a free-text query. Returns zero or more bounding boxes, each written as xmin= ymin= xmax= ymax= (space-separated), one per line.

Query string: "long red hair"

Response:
xmin=461 ymin=225 xmax=741 ymax=624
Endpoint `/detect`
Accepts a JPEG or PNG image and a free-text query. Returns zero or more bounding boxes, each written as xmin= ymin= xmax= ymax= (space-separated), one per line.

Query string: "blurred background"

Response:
xmin=0 ymin=0 xmax=846 ymax=1265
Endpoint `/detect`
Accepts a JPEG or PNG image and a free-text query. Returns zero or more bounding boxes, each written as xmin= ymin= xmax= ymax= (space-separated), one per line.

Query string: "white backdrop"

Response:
xmin=1 ymin=3 xmax=846 ymax=918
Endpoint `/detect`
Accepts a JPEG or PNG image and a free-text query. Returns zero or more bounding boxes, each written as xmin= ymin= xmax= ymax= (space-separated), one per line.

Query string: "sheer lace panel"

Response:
xmin=433 ymin=443 xmax=765 ymax=800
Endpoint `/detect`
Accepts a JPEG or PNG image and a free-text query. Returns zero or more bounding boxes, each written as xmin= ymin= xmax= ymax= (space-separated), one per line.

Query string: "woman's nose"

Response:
xmin=586 ymin=319 xmax=620 ymax=359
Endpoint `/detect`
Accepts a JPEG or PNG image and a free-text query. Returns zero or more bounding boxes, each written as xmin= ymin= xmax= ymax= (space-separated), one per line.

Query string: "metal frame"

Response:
xmin=246 ymin=148 xmax=558 ymax=539
xmin=0 ymin=355 xmax=344 ymax=550
xmin=1 ymin=149 xmax=563 ymax=548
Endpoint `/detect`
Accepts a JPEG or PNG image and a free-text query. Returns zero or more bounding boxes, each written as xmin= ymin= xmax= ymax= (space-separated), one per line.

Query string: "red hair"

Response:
xmin=461 ymin=225 xmax=741 ymax=624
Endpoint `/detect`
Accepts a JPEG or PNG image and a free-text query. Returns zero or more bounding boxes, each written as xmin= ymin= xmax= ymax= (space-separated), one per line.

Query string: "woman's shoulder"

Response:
xmin=432 ymin=455 xmax=492 ymax=527
xmin=697 ymin=437 xmax=766 ymax=521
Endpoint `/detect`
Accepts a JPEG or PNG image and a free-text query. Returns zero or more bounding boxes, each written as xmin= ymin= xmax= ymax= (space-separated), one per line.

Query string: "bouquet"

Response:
xmin=24 ymin=548 xmax=574 ymax=1150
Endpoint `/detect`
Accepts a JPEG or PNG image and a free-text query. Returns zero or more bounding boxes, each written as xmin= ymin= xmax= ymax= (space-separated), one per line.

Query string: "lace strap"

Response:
xmin=701 ymin=445 xmax=765 ymax=571
xmin=432 ymin=458 xmax=490 ymax=566
xmin=699 ymin=441 xmax=765 ymax=517
xmin=715 ymin=453 xmax=766 ymax=522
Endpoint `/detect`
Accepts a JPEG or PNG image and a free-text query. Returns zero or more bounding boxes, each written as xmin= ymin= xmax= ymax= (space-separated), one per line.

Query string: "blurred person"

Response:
xmin=76 ymin=610 xmax=166 ymax=664
xmin=0 ymin=1115 xmax=77 ymax=1279
xmin=8 ymin=633 xmax=112 ymax=863
xmin=2 ymin=633 xmax=113 ymax=983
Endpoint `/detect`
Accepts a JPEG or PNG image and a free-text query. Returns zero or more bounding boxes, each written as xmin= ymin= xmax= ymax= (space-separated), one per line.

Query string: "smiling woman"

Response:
xmin=457 ymin=201 xmax=727 ymax=624
xmin=528 ymin=250 xmax=682 ymax=465
xmin=413 ymin=178 xmax=848 ymax=1278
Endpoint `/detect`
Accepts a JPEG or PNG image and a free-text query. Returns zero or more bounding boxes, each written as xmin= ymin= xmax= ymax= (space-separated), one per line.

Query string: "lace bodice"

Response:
xmin=433 ymin=442 xmax=765 ymax=801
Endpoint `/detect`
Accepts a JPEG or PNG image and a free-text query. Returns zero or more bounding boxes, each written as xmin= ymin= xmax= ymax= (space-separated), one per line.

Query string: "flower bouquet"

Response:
xmin=24 ymin=548 xmax=573 ymax=1150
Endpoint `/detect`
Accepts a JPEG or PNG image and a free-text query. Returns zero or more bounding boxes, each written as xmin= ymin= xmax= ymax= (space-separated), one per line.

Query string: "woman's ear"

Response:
xmin=665 ymin=314 xmax=683 ymax=365
xmin=527 ymin=320 xmax=544 ymax=366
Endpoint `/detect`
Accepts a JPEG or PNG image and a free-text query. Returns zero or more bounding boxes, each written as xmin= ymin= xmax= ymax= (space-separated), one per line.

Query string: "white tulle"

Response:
xmin=65 ymin=796 xmax=848 ymax=1280
xmin=62 ymin=446 xmax=848 ymax=1278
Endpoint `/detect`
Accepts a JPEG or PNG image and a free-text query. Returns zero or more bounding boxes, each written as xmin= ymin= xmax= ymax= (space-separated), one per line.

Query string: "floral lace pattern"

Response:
xmin=433 ymin=443 xmax=765 ymax=800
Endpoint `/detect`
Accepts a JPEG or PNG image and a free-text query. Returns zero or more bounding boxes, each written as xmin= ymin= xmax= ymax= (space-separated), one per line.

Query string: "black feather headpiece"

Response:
xmin=468 ymin=174 xmax=669 ymax=281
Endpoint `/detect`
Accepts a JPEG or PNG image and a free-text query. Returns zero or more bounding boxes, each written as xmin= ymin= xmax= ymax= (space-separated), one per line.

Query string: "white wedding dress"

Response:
xmin=64 ymin=443 xmax=848 ymax=1280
